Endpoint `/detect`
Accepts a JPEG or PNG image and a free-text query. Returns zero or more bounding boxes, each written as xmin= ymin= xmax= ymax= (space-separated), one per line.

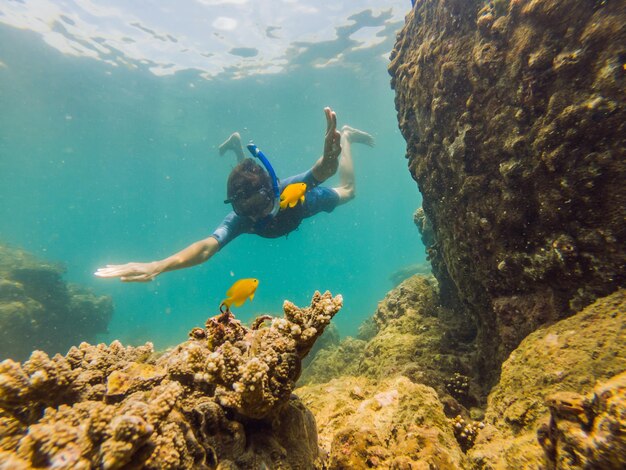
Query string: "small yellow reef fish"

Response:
xmin=220 ymin=278 xmax=259 ymax=310
xmin=280 ymin=183 xmax=307 ymax=210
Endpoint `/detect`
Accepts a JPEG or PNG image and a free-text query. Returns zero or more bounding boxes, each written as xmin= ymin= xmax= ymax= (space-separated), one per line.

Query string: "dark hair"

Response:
xmin=225 ymin=158 xmax=274 ymax=217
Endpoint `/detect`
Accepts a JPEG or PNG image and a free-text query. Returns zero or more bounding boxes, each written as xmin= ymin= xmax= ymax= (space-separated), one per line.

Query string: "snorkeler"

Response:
xmin=94 ymin=107 xmax=374 ymax=282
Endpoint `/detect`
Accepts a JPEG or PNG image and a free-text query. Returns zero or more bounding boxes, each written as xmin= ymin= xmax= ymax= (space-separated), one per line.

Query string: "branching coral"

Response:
xmin=0 ymin=291 xmax=341 ymax=468
xmin=176 ymin=290 xmax=343 ymax=419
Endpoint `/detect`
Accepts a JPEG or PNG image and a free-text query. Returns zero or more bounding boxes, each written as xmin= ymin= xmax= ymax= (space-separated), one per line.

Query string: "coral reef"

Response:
xmin=390 ymin=0 xmax=626 ymax=383
xmin=359 ymin=275 xmax=476 ymax=399
xmin=299 ymin=272 xmax=484 ymax=456
xmin=469 ymin=289 xmax=626 ymax=468
xmin=0 ymin=291 xmax=342 ymax=468
xmin=297 ymin=288 xmax=625 ymax=469
xmin=0 ymin=243 xmax=113 ymax=360
xmin=297 ymin=375 xmax=467 ymax=469
xmin=302 ymin=321 xmax=340 ymax=369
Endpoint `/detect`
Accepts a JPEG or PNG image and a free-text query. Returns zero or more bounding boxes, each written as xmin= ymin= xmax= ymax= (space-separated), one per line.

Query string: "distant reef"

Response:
xmin=389 ymin=0 xmax=626 ymax=385
xmin=0 ymin=244 xmax=113 ymax=360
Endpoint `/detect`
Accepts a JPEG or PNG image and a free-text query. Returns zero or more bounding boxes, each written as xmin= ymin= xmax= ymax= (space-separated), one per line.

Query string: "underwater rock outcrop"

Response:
xmin=300 ymin=275 xmax=477 ymax=407
xmin=469 ymin=289 xmax=626 ymax=468
xmin=0 ymin=291 xmax=342 ymax=469
xmin=0 ymin=244 xmax=113 ymax=360
xmin=390 ymin=0 xmax=626 ymax=381
xmin=297 ymin=286 xmax=625 ymax=468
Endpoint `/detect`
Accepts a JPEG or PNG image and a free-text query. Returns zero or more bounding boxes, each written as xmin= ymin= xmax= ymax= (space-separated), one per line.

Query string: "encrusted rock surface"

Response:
xmin=469 ymin=289 xmax=626 ymax=468
xmin=390 ymin=0 xmax=626 ymax=382
xmin=0 ymin=291 xmax=342 ymax=469
xmin=297 ymin=375 xmax=467 ymax=469
xmin=298 ymin=336 xmax=366 ymax=386
xmin=0 ymin=244 xmax=113 ymax=360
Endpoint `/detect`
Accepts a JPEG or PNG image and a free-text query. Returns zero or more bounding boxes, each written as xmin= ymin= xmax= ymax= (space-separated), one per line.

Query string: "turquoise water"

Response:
xmin=0 ymin=22 xmax=424 ymax=350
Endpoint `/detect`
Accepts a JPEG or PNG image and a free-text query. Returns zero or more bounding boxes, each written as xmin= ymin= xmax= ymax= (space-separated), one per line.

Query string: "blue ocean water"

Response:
xmin=0 ymin=23 xmax=424 ymax=350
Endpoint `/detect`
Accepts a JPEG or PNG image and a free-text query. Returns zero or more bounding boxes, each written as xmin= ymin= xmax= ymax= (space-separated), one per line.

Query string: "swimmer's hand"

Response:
xmin=94 ymin=262 xmax=162 ymax=282
xmin=323 ymin=106 xmax=341 ymax=159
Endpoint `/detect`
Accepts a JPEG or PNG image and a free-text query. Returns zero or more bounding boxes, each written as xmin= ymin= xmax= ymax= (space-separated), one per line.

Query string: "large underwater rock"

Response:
xmin=0 ymin=244 xmax=113 ymax=360
xmin=390 ymin=0 xmax=626 ymax=382
xmin=298 ymin=375 xmax=467 ymax=469
xmin=0 ymin=291 xmax=342 ymax=469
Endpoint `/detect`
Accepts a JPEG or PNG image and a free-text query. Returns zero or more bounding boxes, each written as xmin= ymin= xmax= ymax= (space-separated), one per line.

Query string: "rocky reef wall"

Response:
xmin=389 ymin=0 xmax=626 ymax=382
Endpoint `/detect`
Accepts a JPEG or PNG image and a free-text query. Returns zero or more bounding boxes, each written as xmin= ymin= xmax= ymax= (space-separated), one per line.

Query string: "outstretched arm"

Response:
xmin=94 ymin=236 xmax=220 ymax=282
xmin=311 ymin=107 xmax=342 ymax=183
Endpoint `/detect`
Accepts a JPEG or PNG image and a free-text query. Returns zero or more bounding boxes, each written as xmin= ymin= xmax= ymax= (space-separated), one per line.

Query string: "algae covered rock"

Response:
xmin=0 ymin=244 xmax=113 ymax=360
xmin=360 ymin=275 xmax=476 ymax=397
xmin=297 ymin=375 xmax=467 ymax=469
xmin=298 ymin=336 xmax=367 ymax=385
xmin=0 ymin=291 xmax=342 ymax=469
xmin=300 ymin=275 xmax=476 ymax=400
xmin=390 ymin=0 xmax=626 ymax=383
xmin=469 ymin=289 xmax=626 ymax=468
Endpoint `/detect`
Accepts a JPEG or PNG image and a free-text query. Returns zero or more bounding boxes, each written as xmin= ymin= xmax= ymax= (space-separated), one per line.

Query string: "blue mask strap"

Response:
xmin=247 ymin=143 xmax=280 ymax=216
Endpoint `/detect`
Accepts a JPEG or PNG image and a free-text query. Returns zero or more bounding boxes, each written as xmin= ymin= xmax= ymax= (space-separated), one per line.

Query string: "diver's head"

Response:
xmin=225 ymin=158 xmax=275 ymax=219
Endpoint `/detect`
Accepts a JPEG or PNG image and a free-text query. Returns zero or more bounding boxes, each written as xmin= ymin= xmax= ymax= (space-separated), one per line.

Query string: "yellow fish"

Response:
xmin=220 ymin=278 xmax=259 ymax=309
xmin=280 ymin=183 xmax=307 ymax=210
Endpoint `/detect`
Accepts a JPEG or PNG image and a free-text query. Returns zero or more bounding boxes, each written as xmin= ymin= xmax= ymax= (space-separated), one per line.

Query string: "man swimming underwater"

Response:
xmin=95 ymin=107 xmax=374 ymax=282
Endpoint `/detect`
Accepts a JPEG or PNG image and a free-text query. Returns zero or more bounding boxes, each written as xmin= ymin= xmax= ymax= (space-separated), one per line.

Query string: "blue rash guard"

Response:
xmin=211 ymin=169 xmax=340 ymax=249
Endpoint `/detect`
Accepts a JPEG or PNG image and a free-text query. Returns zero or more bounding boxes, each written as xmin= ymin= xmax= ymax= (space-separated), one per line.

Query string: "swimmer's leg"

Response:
xmin=332 ymin=126 xmax=375 ymax=205
xmin=341 ymin=125 xmax=375 ymax=147
xmin=219 ymin=132 xmax=245 ymax=163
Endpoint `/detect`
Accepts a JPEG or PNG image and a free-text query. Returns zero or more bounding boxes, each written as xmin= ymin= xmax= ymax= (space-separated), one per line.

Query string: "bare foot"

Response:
xmin=341 ymin=126 xmax=375 ymax=147
xmin=219 ymin=132 xmax=242 ymax=156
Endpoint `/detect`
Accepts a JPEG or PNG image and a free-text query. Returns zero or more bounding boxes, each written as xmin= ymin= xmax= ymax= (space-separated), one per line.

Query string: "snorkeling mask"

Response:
xmin=224 ymin=142 xmax=280 ymax=219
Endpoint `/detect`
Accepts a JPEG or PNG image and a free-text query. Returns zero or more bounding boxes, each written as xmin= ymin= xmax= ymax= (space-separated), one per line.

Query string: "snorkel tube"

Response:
xmin=247 ymin=142 xmax=280 ymax=217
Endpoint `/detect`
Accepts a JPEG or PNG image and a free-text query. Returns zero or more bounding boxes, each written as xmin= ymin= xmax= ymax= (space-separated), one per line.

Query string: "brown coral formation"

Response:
xmin=469 ymin=289 xmax=626 ymax=468
xmin=0 ymin=243 xmax=113 ymax=360
xmin=390 ymin=0 xmax=626 ymax=383
xmin=451 ymin=414 xmax=484 ymax=453
xmin=0 ymin=291 xmax=342 ymax=468
xmin=539 ymin=371 xmax=626 ymax=469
